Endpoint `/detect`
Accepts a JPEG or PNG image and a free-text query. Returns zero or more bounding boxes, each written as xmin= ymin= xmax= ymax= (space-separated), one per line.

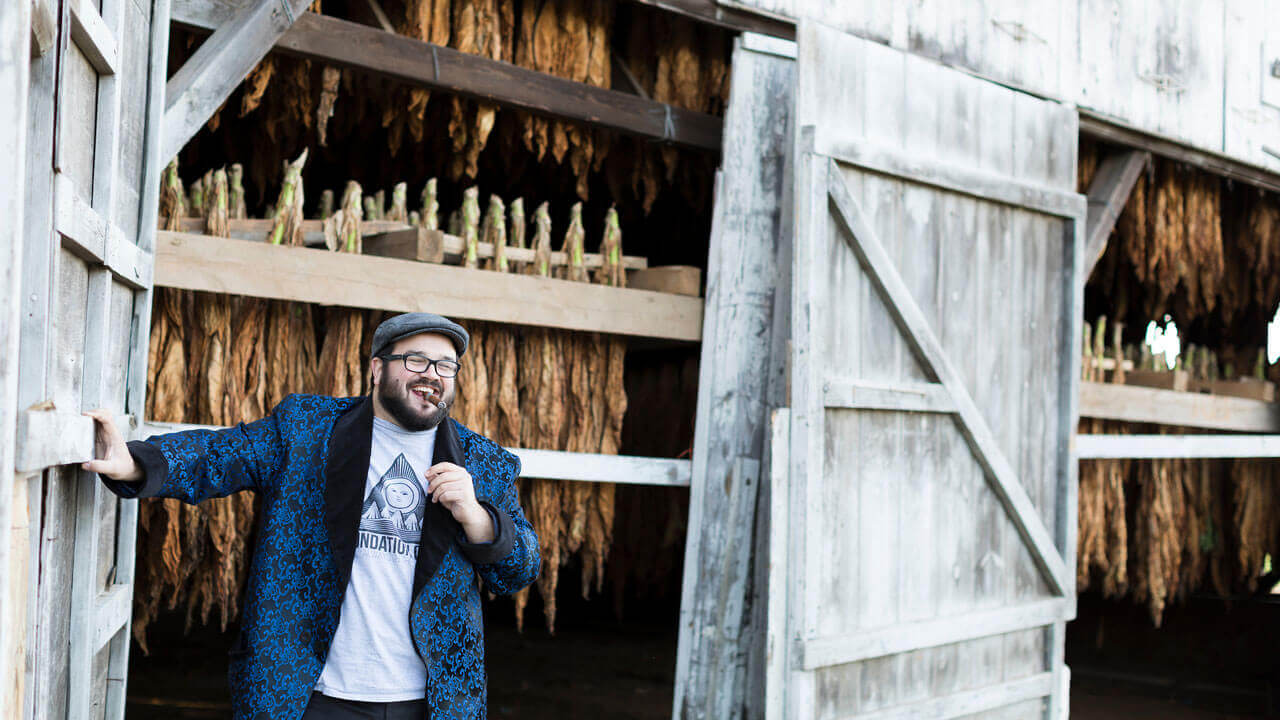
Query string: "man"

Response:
xmin=86 ymin=312 xmax=540 ymax=719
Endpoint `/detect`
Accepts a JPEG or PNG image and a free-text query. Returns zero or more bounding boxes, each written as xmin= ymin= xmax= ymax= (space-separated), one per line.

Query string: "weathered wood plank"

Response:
xmin=763 ymin=409 xmax=789 ymax=720
xmin=823 ymin=379 xmax=956 ymax=414
xmin=141 ymin=421 xmax=688 ymax=484
xmin=154 ymin=232 xmax=703 ymax=341
xmin=816 ymin=138 xmax=1087 ymax=220
xmin=1078 ymin=381 xmax=1280 ymax=432
xmin=14 ymin=410 xmax=96 ymax=473
xmin=1083 ymin=150 xmax=1148 ymax=278
xmin=162 ymin=0 xmax=315 ymax=161
xmin=799 ymin=599 xmax=1066 ymax=670
xmin=54 ymin=173 xmax=153 ymax=288
xmin=674 ymin=37 xmax=790 ymax=719
xmin=826 ymin=161 xmax=1069 ymax=597
xmin=627 ymin=266 xmax=701 ymax=297
xmin=1077 ymin=433 xmax=1280 ymax=459
xmin=171 ymin=7 xmax=724 ymax=151
xmin=69 ymin=0 xmax=118 ymax=76
xmin=845 ymin=672 xmax=1054 ymax=720
xmin=0 ymin=0 xmax=31 ymax=709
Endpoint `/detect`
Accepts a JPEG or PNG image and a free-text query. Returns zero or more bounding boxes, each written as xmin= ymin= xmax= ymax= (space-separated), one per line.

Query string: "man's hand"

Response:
xmin=425 ymin=462 xmax=494 ymax=543
xmin=82 ymin=409 xmax=143 ymax=483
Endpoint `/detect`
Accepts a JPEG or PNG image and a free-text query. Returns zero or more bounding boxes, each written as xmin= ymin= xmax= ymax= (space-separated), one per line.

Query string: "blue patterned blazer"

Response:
xmin=105 ymin=394 xmax=540 ymax=719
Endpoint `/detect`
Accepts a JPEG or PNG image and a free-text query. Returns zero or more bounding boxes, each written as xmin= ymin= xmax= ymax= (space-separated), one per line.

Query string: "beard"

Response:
xmin=377 ymin=376 xmax=455 ymax=431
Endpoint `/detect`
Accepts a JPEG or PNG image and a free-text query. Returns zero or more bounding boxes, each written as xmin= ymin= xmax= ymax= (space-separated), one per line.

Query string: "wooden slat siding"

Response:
xmin=31 ymin=0 xmax=57 ymax=56
xmin=673 ymin=38 xmax=791 ymax=719
xmin=1076 ymin=434 xmax=1280 ymax=459
xmin=895 ymin=51 xmax=942 ymax=710
xmin=171 ymin=8 xmax=723 ymax=152
xmin=825 ymin=166 xmax=1069 ymax=596
xmin=153 ymin=232 xmax=703 ymax=341
xmin=799 ymin=599 xmax=1066 ymax=670
xmin=0 ymin=0 xmax=31 ymax=711
xmin=141 ymin=422 xmax=690 ymax=485
xmin=1078 ymin=381 xmax=1280 ymax=432
xmin=822 ymin=379 xmax=956 ymax=413
xmin=843 ymin=673 xmax=1055 ymax=720
xmin=162 ymin=0 xmax=315 ymax=161
xmin=1082 ymin=150 xmax=1148 ymax=278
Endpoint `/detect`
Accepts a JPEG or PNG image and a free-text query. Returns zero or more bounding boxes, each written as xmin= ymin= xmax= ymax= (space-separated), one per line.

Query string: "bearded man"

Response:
xmin=86 ymin=312 xmax=540 ymax=720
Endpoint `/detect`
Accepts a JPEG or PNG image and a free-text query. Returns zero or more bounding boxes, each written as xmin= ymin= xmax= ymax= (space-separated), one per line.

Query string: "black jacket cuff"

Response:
xmin=101 ymin=440 xmax=169 ymax=499
xmin=456 ymin=501 xmax=515 ymax=565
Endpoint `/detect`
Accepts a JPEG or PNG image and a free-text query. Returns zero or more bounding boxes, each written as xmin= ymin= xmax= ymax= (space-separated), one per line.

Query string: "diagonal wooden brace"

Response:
xmin=1083 ymin=150 xmax=1149 ymax=279
xmin=161 ymin=0 xmax=315 ymax=162
xmin=824 ymin=158 xmax=1070 ymax=597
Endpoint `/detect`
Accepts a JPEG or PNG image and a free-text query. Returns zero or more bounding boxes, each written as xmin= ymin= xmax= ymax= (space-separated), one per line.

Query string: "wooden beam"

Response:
xmin=68 ymin=0 xmax=116 ymax=75
xmin=14 ymin=410 xmax=135 ymax=473
xmin=819 ymin=138 xmax=1087 ymax=220
xmin=154 ymin=231 xmax=703 ymax=341
xmin=826 ymin=159 xmax=1069 ymax=596
xmin=178 ymin=217 xmax=650 ymax=269
xmin=1083 ymin=150 xmax=1148 ymax=278
xmin=799 ymin=599 xmax=1066 ymax=669
xmin=141 ymin=422 xmax=690 ymax=485
xmin=1078 ymin=381 xmax=1280 ymax=433
xmin=162 ymin=0 xmax=315 ymax=162
xmin=1077 ymin=434 xmax=1280 ymax=459
xmin=54 ymin=173 xmax=152 ymax=289
xmin=851 ymin=673 xmax=1054 ymax=720
xmin=1080 ymin=112 xmax=1280 ymax=195
xmin=170 ymin=5 xmax=723 ymax=151
xmin=823 ymin=378 xmax=957 ymax=413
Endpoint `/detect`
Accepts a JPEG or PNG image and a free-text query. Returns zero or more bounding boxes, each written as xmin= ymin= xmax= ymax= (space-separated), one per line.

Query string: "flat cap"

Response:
xmin=370 ymin=312 xmax=469 ymax=358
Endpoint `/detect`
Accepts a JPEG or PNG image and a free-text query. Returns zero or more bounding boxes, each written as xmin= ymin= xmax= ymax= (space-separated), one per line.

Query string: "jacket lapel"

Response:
xmin=323 ymin=396 xmax=373 ymax=593
xmin=413 ymin=417 xmax=465 ymax=597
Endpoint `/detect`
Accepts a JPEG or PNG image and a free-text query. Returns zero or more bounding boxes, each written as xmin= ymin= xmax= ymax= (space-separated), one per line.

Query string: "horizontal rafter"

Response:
xmin=154 ymin=231 xmax=703 ymax=341
xmin=171 ymin=5 xmax=722 ymax=150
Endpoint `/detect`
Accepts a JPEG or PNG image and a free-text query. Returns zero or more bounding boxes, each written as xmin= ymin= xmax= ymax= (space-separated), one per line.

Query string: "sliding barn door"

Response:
xmin=771 ymin=21 xmax=1084 ymax=719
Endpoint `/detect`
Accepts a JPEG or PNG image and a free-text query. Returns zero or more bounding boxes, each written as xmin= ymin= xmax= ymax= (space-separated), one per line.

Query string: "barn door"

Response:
xmin=771 ymin=21 xmax=1084 ymax=719
xmin=18 ymin=0 xmax=166 ymax=716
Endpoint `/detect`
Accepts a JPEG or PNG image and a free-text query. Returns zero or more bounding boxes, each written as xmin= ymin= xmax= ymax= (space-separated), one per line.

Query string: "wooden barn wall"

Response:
xmin=18 ymin=0 xmax=159 ymax=715
xmin=785 ymin=23 xmax=1079 ymax=717
xmin=718 ymin=0 xmax=1280 ymax=174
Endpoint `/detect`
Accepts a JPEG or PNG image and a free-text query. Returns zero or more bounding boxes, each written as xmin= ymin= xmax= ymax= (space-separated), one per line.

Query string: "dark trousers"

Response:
xmin=302 ymin=692 xmax=428 ymax=720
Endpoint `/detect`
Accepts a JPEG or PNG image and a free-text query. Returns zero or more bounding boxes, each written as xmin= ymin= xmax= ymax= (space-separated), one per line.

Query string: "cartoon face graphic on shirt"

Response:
xmin=384 ymin=480 xmax=417 ymax=511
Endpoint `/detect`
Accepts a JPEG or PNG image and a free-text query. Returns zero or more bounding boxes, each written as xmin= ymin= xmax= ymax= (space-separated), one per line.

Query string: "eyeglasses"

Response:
xmin=379 ymin=353 xmax=461 ymax=378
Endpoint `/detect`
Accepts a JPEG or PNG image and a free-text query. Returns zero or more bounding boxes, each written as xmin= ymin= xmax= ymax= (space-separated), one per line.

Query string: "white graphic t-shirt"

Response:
xmin=315 ymin=417 xmax=437 ymax=701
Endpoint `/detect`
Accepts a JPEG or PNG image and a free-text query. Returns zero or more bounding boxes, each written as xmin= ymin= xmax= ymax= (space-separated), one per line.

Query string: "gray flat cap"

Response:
xmin=370 ymin=312 xmax=469 ymax=358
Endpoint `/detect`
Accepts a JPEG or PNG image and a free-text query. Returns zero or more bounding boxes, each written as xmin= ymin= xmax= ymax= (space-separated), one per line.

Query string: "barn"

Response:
xmin=2 ymin=1 xmax=1280 ymax=718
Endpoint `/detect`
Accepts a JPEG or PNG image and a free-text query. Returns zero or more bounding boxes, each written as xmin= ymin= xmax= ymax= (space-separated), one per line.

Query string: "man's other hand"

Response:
xmin=426 ymin=462 xmax=494 ymax=543
xmin=82 ymin=409 xmax=142 ymax=483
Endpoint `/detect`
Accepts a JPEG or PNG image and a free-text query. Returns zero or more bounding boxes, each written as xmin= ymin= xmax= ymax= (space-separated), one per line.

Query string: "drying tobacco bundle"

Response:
xmin=419 ymin=178 xmax=439 ymax=231
xmin=451 ymin=188 xmax=489 ymax=432
xmin=317 ymin=183 xmax=367 ymax=398
xmin=482 ymin=195 xmax=522 ymax=448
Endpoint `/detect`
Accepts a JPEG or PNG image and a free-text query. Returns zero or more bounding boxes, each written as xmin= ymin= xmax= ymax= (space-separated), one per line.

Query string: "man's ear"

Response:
xmin=370 ymin=357 xmax=382 ymax=389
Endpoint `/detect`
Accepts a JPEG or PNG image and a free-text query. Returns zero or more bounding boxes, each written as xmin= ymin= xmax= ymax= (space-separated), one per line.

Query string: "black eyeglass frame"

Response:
xmin=378 ymin=353 xmax=462 ymax=378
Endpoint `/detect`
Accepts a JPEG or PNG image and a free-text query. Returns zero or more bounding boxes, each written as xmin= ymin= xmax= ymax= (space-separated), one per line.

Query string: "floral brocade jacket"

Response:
xmin=104 ymin=394 xmax=540 ymax=720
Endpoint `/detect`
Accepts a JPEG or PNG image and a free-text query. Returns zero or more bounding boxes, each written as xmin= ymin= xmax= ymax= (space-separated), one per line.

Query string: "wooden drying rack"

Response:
xmin=153 ymin=229 xmax=705 ymax=342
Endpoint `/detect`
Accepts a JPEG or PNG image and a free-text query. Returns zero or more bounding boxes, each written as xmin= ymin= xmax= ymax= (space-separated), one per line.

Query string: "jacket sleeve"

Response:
xmin=458 ymin=453 xmax=539 ymax=594
xmin=101 ymin=398 xmax=290 ymax=504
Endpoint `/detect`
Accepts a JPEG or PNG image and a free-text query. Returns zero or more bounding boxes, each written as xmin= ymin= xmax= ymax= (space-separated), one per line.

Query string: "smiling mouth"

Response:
xmin=409 ymin=384 xmax=441 ymax=403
